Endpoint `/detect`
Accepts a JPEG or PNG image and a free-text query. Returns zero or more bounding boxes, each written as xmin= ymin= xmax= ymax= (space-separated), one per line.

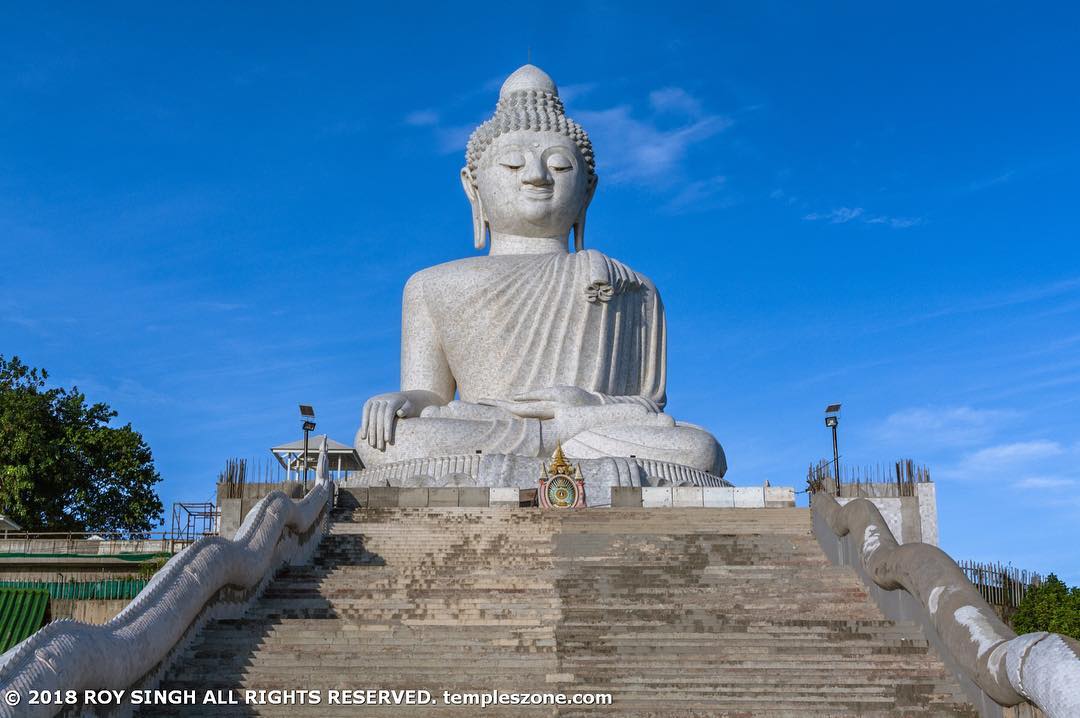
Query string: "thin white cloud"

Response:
xmin=968 ymin=170 xmax=1014 ymax=193
xmin=866 ymin=215 xmax=923 ymax=229
xmin=803 ymin=206 xmax=921 ymax=229
xmin=662 ymin=175 xmax=733 ymax=214
xmin=648 ymin=87 xmax=703 ymax=117
xmin=435 ymin=124 xmax=476 ymax=155
xmin=189 ymin=301 xmax=247 ymax=312
xmin=918 ymin=276 xmax=1080 ymax=322
xmin=405 ymin=82 xmax=732 ymax=191
xmin=964 ymin=440 xmax=1063 ymax=467
xmin=935 ymin=439 xmax=1071 ymax=485
xmin=1014 ymin=476 xmax=1076 ymax=489
xmin=874 ymin=406 xmax=1019 ymax=448
xmin=404 ymin=110 xmax=439 ymax=127
xmin=558 ymin=82 xmax=596 ymax=105
xmin=804 ymin=207 xmax=863 ymax=224
xmin=575 ymin=102 xmax=731 ymax=185
xmin=69 ymin=376 xmax=176 ymax=408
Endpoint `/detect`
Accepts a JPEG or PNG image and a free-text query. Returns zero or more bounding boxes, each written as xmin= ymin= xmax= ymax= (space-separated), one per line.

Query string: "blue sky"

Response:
xmin=2 ymin=4 xmax=1079 ymax=582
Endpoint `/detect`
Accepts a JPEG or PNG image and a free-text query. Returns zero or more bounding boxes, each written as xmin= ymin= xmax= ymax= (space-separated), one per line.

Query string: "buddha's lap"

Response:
xmin=354 ymin=414 xmax=721 ymax=473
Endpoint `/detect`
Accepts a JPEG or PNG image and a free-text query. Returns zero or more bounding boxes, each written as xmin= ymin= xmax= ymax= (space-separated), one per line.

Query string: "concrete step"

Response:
xmin=146 ymin=507 xmax=977 ymax=717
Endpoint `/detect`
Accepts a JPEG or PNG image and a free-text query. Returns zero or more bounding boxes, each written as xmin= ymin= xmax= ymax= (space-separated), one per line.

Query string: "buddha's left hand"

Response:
xmin=478 ymin=385 xmax=601 ymax=419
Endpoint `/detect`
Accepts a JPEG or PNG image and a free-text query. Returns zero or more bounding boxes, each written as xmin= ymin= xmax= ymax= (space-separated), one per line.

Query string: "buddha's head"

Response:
xmin=463 ymin=65 xmax=598 ymax=251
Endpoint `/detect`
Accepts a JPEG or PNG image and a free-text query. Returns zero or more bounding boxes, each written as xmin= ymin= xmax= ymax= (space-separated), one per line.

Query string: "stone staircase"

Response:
xmin=149 ymin=507 xmax=978 ymax=716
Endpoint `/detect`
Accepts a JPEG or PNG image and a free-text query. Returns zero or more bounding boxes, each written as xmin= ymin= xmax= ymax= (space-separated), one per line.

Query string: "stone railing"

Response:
xmin=812 ymin=492 xmax=1080 ymax=718
xmin=0 ymin=441 xmax=336 ymax=718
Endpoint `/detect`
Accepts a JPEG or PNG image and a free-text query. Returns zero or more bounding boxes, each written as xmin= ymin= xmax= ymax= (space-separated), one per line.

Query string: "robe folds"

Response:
xmin=411 ymin=248 xmax=667 ymax=408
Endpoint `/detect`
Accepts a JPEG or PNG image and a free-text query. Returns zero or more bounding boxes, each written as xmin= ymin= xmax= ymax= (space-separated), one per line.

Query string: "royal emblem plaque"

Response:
xmin=538 ymin=443 xmax=586 ymax=509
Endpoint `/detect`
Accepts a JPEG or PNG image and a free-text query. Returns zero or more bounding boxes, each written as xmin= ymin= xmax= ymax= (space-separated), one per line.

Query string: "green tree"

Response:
xmin=0 ymin=355 xmax=164 ymax=534
xmin=1012 ymin=574 xmax=1080 ymax=640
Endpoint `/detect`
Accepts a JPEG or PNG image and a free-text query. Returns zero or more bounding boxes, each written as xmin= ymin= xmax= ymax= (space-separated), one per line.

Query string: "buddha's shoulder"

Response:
xmin=407 ymin=256 xmax=489 ymax=285
xmin=404 ymin=251 xmax=657 ymax=295
xmin=403 ymin=257 xmax=497 ymax=299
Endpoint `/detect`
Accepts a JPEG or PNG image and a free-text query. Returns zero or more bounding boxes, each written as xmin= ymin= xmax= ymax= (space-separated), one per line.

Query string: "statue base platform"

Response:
xmin=342 ymin=453 xmax=730 ymax=506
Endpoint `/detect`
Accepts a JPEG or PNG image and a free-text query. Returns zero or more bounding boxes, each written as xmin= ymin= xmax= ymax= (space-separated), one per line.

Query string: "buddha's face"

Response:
xmin=471 ymin=130 xmax=594 ymax=239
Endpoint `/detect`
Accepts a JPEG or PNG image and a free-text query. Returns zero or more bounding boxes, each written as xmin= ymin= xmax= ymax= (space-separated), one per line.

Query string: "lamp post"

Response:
xmin=300 ymin=404 xmax=316 ymax=489
xmin=824 ymin=403 xmax=841 ymax=495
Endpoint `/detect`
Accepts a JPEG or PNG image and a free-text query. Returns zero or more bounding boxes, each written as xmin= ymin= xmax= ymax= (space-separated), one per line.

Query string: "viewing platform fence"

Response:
xmin=959 ymin=559 xmax=1043 ymax=617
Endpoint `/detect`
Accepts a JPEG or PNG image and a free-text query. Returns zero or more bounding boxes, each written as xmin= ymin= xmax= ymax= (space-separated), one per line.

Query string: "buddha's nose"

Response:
xmin=521 ymin=156 xmax=553 ymax=186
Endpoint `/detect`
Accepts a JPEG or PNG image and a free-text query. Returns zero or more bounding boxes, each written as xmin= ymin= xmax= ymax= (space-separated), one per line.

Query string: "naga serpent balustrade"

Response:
xmin=0 ymin=441 xmax=335 ymax=718
xmin=813 ymin=491 xmax=1080 ymax=718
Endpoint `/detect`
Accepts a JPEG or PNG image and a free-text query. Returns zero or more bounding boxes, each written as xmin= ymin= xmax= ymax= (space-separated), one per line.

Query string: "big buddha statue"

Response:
xmin=355 ymin=65 xmax=726 ymax=486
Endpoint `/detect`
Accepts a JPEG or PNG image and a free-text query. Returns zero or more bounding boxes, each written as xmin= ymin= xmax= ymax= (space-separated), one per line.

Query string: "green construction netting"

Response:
xmin=0 ymin=588 xmax=49 ymax=652
xmin=0 ymin=579 xmax=148 ymax=600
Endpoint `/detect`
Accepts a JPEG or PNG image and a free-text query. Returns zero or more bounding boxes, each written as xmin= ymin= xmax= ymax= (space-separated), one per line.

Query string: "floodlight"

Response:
xmin=302 ymin=420 xmax=316 ymax=432
xmin=824 ymin=402 xmax=842 ymax=495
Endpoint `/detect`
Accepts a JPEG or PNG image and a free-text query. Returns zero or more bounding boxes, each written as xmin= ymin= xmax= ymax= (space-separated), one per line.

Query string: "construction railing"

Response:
xmin=808 ymin=458 xmax=932 ymax=498
xmin=959 ymin=560 xmax=1042 ymax=617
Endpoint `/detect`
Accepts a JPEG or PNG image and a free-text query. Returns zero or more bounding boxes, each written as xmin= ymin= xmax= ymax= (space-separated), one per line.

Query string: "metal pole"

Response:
xmin=831 ymin=424 xmax=840 ymax=495
xmin=303 ymin=428 xmax=310 ymax=491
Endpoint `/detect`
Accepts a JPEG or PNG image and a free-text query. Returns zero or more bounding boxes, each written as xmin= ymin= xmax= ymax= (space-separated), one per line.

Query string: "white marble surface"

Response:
xmin=355 ymin=64 xmax=725 ymax=478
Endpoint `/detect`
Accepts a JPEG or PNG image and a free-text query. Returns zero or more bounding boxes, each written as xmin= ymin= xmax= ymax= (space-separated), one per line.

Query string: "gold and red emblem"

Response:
xmin=538 ymin=443 xmax=586 ymax=509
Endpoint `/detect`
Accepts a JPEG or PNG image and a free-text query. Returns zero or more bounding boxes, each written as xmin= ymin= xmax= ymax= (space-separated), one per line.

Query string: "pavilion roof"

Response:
xmin=270 ymin=435 xmax=362 ymax=471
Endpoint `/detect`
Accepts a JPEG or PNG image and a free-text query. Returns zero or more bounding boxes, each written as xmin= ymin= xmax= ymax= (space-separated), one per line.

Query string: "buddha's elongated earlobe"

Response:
xmin=476 ymin=194 xmax=489 ymax=251
xmin=460 ymin=167 xmax=488 ymax=251
xmin=574 ymin=174 xmax=599 ymax=252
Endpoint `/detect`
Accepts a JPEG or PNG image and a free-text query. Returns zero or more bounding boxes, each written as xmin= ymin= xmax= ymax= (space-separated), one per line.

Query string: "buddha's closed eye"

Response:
xmin=498 ymin=152 xmax=526 ymax=169
xmin=547 ymin=153 xmax=573 ymax=172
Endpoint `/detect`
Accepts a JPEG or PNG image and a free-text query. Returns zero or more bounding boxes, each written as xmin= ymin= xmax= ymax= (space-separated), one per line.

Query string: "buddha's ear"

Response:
xmin=574 ymin=174 xmax=598 ymax=252
xmin=461 ymin=167 xmax=487 ymax=251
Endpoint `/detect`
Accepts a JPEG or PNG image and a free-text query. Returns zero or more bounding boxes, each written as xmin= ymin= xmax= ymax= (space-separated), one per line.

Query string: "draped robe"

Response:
xmin=356 ymin=247 xmax=721 ymax=474
xmin=413 ymin=248 xmax=666 ymax=407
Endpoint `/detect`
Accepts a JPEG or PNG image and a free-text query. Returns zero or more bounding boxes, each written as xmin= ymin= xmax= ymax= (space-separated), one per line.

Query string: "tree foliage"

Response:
xmin=1011 ymin=574 xmax=1080 ymax=640
xmin=0 ymin=355 xmax=164 ymax=534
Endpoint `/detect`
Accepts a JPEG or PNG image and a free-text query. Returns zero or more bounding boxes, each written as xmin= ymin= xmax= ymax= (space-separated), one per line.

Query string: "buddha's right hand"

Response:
xmin=360 ymin=392 xmax=418 ymax=450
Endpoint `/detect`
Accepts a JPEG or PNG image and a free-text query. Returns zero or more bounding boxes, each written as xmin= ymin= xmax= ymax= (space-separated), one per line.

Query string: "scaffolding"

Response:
xmin=170 ymin=502 xmax=219 ymax=542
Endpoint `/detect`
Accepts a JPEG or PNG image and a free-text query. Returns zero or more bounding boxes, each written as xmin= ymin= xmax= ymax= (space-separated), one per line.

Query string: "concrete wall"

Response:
xmin=338 ymin=487 xmax=503 ymax=509
xmin=836 ymin=488 xmax=938 ymax=546
xmin=216 ymin=481 xmax=305 ymax=504
xmin=0 ymin=557 xmax=148 ymax=583
xmin=49 ymin=599 xmax=130 ymax=625
xmin=336 ymin=486 xmax=797 ymax=510
xmin=0 ymin=537 xmax=176 ymax=556
xmin=218 ymin=482 xmax=306 ymax=539
xmin=916 ymin=482 xmax=939 ymax=545
xmin=614 ymin=486 xmax=796 ymax=509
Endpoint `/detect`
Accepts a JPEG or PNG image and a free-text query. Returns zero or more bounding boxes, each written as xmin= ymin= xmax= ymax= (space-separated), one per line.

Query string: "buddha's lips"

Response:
xmin=521 ymin=187 xmax=554 ymax=199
